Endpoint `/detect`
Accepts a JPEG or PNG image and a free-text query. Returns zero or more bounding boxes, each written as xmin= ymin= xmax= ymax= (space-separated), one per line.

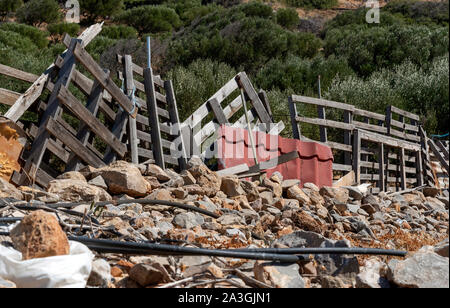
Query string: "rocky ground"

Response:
xmin=0 ymin=158 xmax=448 ymax=288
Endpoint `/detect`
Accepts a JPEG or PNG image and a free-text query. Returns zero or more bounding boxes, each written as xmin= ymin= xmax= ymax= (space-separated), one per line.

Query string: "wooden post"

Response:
xmin=144 ymin=67 xmax=164 ymax=169
xmin=344 ymin=110 xmax=352 ymax=166
xmin=123 ymin=55 xmax=139 ymax=164
xmin=353 ymin=129 xmax=361 ymax=185
xmin=65 ymin=74 xmax=106 ymax=171
xmin=165 ymin=79 xmax=188 ymax=170
xmin=400 ymin=148 xmax=407 ymax=190
xmin=386 ymin=105 xmax=392 ymax=136
xmin=378 ymin=143 xmax=386 ymax=192
xmin=258 ymin=90 xmax=274 ymax=123
xmin=416 ymin=150 xmax=424 ymax=187
xmin=288 ymin=96 xmax=301 ymax=140
xmin=19 ymin=38 xmax=79 ymax=185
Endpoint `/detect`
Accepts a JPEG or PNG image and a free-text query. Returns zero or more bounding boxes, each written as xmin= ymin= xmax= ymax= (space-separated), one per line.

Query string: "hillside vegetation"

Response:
xmin=0 ymin=0 xmax=448 ymax=134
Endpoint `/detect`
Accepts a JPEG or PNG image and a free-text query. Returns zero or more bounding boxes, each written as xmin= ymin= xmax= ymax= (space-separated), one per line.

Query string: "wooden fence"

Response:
xmin=117 ymin=55 xmax=188 ymax=170
xmin=182 ymin=72 xmax=284 ymax=161
xmin=288 ymin=95 xmax=427 ymax=192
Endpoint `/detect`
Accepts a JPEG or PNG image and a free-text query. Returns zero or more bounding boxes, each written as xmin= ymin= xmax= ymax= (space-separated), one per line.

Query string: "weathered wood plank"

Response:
xmin=57 ymin=85 xmax=127 ymax=156
xmin=123 ymin=55 xmax=139 ymax=164
xmin=0 ymin=88 xmax=21 ymax=106
xmin=208 ymin=98 xmax=229 ymax=125
xmin=72 ymin=42 xmax=135 ymax=116
xmin=144 ymin=67 xmax=164 ymax=168
xmin=5 ymin=23 xmax=103 ymax=122
xmin=296 ymin=116 xmax=354 ymax=131
xmin=0 ymin=64 xmax=38 ymax=83
xmin=165 ymin=79 xmax=188 ymax=169
xmin=353 ymin=129 xmax=361 ymax=184
xmin=291 ymin=95 xmax=355 ymax=112
xmin=45 ymin=118 xmax=105 ymax=168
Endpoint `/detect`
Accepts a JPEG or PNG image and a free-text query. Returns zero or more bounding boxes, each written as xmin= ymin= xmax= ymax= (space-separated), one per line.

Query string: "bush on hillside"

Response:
xmin=115 ymin=5 xmax=182 ymax=34
xmin=276 ymin=7 xmax=300 ymax=30
xmin=0 ymin=0 xmax=23 ymax=18
xmin=100 ymin=25 xmax=138 ymax=39
xmin=16 ymin=0 xmax=61 ymax=25
xmin=48 ymin=23 xmax=80 ymax=37
xmin=324 ymin=24 xmax=449 ymax=77
xmin=167 ymin=7 xmax=321 ymax=73
xmin=79 ymin=0 xmax=124 ymax=19
xmin=0 ymin=22 xmax=48 ymax=48
xmin=255 ymin=55 xmax=354 ymax=96
xmin=385 ymin=0 xmax=449 ymax=25
xmin=283 ymin=0 xmax=338 ymax=9
xmin=325 ymin=55 xmax=449 ymax=133
xmin=165 ymin=59 xmax=237 ymax=120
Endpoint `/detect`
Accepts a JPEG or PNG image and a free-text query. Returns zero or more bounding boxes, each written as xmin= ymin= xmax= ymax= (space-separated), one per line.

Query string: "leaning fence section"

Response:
xmin=287 ymin=95 xmax=446 ymax=193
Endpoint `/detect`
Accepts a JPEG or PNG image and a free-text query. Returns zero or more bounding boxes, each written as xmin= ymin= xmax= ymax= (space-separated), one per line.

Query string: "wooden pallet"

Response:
xmin=117 ymin=55 xmax=188 ymax=170
xmin=182 ymin=72 xmax=284 ymax=161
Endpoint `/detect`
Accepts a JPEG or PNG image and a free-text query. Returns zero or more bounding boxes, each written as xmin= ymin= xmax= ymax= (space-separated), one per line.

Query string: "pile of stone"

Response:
xmin=0 ymin=158 xmax=448 ymax=288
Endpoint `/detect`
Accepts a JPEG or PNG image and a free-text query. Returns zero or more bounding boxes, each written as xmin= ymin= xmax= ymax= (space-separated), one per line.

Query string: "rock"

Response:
xmin=172 ymin=187 xmax=187 ymax=199
xmin=0 ymin=277 xmax=16 ymax=288
xmin=240 ymin=180 xmax=260 ymax=202
xmin=48 ymin=179 xmax=111 ymax=202
xmin=221 ymin=176 xmax=245 ymax=197
xmin=88 ymin=259 xmax=112 ymax=287
xmin=88 ymin=176 xmax=108 ymax=190
xmin=254 ymin=261 xmax=305 ymax=288
xmin=10 ymin=210 xmax=70 ymax=260
xmin=319 ymin=187 xmax=349 ymax=204
xmin=321 ymin=276 xmax=348 ymax=288
xmin=91 ymin=161 xmax=151 ymax=197
xmin=147 ymin=188 xmax=172 ymax=201
xmin=303 ymin=182 xmax=319 ymax=192
xmin=356 ymin=259 xmax=390 ymax=288
xmin=217 ymin=214 xmax=245 ymax=226
xmin=274 ymin=231 xmax=359 ymax=277
xmin=435 ymin=239 xmax=449 ymax=258
xmin=56 ymin=171 xmax=86 ymax=181
xmin=180 ymin=170 xmax=196 ymax=185
xmin=188 ymin=164 xmax=221 ymax=192
xmin=19 ymin=186 xmax=59 ymax=203
xmin=260 ymin=191 xmax=274 ymax=205
xmin=287 ymin=186 xmax=311 ymax=204
xmin=183 ymin=262 xmax=224 ymax=279
xmin=173 ymin=212 xmax=204 ymax=229
xmin=281 ymin=179 xmax=300 ymax=191
xmin=0 ymin=178 xmax=23 ymax=200
xmin=270 ymin=172 xmax=283 ymax=183
xmin=226 ymin=228 xmax=247 ymax=240
xmin=262 ymin=178 xmax=282 ymax=198
xmin=361 ymin=203 xmax=377 ymax=215
xmin=422 ymin=187 xmax=440 ymax=198
xmin=129 ymin=263 xmax=172 ymax=287
xmin=187 ymin=155 xmax=204 ymax=169
xmin=387 ymin=250 xmax=449 ymax=288
xmin=345 ymin=186 xmax=364 ymax=200
xmin=156 ymin=221 xmax=174 ymax=235
xmin=146 ymin=164 xmax=171 ymax=182
xmin=195 ymin=198 xmax=218 ymax=213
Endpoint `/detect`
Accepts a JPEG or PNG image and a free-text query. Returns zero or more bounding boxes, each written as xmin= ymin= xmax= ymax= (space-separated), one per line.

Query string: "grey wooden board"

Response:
xmin=4 ymin=23 xmax=103 ymax=123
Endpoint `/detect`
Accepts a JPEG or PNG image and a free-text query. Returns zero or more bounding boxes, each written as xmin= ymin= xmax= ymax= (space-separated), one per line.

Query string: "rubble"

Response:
xmin=0 ymin=158 xmax=447 ymax=288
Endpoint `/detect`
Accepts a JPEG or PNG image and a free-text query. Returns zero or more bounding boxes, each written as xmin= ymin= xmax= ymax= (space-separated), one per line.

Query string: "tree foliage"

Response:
xmin=16 ymin=0 xmax=61 ymax=25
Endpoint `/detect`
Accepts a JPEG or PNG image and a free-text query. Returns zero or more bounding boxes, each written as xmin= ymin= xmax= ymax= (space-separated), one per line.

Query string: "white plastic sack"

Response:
xmin=0 ymin=241 xmax=94 ymax=288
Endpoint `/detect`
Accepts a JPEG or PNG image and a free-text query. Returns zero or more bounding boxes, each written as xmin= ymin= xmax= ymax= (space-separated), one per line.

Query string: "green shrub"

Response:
xmin=283 ymin=0 xmax=338 ymax=10
xmin=167 ymin=9 xmax=321 ymax=73
xmin=165 ymin=59 xmax=237 ymax=120
xmin=0 ymin=29 xmax=39 ymax=52
xmin=240 ymin=1 xmax=273 ymax=18
xmin=48 ymin=22 xmax=80 ymax=37
xmin=16 ymin=0 xmax=61 ymax=25
xmin=0 ymin=0 xmax=23 ymax=18
xmin=79 ymin=0 xmax=124 ymax=19
xmin=324 ymin=24 xmax=449 ymax=77
xmin=100 ymin=25 xmax=138 ymax=39
xmin=85 ymin=36 xmax=118 ymax=61
xmin=255 ymin=55 xmax=354 ymax=96
xmin=115 ymin=5 xmax=182 ymax=34
xmin=385 ymin=0 xmax=449 ymax=25
xmin=325 ymin=55 xmax=449 ymax=133
xmin=0 ymin=22 xmax=48 ymax=48
xmin=276 ymin=8 xmax=299 ymax=29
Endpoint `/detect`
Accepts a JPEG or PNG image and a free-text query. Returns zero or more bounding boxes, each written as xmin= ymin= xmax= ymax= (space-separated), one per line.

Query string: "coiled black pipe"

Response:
xmin=232 ymin=247 xmax=408 ymax=257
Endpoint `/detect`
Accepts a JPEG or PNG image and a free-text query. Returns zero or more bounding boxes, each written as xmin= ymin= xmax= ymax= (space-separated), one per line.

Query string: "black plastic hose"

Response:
xmin=68 ymin=236 xmax=300 ymax=262
xmin=232 ymin=247 xmax=408 ymax=257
